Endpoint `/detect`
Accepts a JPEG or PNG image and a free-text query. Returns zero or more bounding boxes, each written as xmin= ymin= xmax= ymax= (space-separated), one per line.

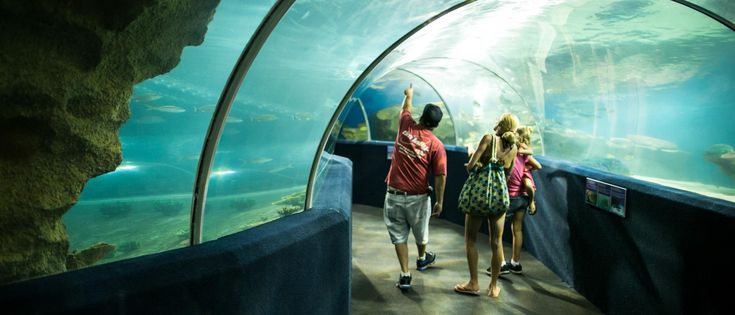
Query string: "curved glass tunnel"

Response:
xmin=7 ymin=0 xmax=730 ymax=281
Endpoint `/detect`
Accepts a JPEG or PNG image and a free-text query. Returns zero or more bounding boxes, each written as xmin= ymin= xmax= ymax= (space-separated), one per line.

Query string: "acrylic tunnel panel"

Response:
xmin=356 ymin=70 xmax=457 ymax=145
xmin=390 ymin=58 xmax=533 ymax=151
xmin=538 ymin=1 xmax=735 ymax=201
xmin=201 ymin=1 xmax=462 ymax=242
xmin=349 ymin=0 xmax=735 ymax=202
xmin=62 ymin=1 xmax=275 ymax=268
xmin=687 ymin=0 xmax=735 ymax=25
xmin=336 ymin=98 xmax=369 ymax=141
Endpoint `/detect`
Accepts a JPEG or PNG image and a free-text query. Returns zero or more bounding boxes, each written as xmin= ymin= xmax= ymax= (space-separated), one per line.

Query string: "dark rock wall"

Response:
xmin=0 ymin=0 xmax=220 ymax=284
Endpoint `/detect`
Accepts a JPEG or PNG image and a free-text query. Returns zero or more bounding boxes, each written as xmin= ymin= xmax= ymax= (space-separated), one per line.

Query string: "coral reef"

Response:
xmin=0 ymin=0 xmax=220 ymax=284
xmin=272 ymin=191 xmax=306 ymax=207
xmin=704 ymin=144 xmax=735 ymax=182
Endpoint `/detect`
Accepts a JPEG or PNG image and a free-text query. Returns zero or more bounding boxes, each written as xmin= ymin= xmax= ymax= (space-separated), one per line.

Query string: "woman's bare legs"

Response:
xmin=488 ymin=212 xmax=506 ymax=297
xmin=457 ymin=214 xmax=484 ymax=293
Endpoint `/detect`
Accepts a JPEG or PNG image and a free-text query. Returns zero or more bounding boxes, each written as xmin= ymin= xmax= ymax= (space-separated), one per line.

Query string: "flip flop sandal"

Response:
xmin=454 ymin=284 xmax=480 ymax=296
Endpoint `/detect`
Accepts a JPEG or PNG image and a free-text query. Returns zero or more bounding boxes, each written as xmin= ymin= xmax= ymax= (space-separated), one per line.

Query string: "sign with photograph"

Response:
xmin=585 ymin=178 xmax=627 ymax=218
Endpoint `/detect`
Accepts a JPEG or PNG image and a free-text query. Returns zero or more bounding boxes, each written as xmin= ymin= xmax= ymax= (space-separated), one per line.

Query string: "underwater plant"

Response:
xmin=278 ymin=205 xmax=302 ymax=216
xmin=272 ymin=191 xmax=306 ymax=207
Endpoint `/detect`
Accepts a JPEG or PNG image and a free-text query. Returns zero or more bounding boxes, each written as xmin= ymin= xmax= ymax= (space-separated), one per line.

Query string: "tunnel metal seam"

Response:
xmin=304 ymin=0 xmax=476 ymax=209
xmin=354 ymin=97 xmax=372 ymax=141
xmin=399 ymin=56 xmax=543 ymax=154
xmin=394 ymin=67 xmax=459 ymax=144
xmin=189 ymin=0 xmax=295 ymax=246
xmin=671 ymin=0 xmax=734 ymax=31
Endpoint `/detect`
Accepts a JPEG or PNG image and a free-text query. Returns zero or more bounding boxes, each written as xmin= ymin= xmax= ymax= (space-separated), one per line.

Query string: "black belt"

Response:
xmin=387 ymin=189 xmax=423 ymax=196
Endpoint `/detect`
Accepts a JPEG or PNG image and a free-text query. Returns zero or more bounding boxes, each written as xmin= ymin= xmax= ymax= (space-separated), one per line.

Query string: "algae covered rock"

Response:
xmin=0 ymin=0 xmax=220 ymax=284
xmin=66 ymin=243 xmax=117 ymax=270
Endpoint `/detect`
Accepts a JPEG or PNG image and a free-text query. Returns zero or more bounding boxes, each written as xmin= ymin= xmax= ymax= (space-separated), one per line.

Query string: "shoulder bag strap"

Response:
xmin=490 ymin=134 xmax=498 ymax=163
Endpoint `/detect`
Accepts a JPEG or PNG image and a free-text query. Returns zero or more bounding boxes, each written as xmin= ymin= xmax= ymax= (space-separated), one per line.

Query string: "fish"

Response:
xmin=194 ymin=105 xmax=217 ymax=112
xmin=292 ymin=112 xmax=315 ymax=121
xmin=251 ymin=114 xmax=278 ymax=122
xmin=226 ymin=116 xmax=243 ymax=123
xmin=627 ymin=135 xmax=677 ymax=150
xmin=247 ymin=157 xmax=273 ymax=164
xmin=132 ymin=93 xmax=162 ymax=102
xmin=146 ymin=105 xmax=186 ymax=113
xmin=268 ymin=164 xmax=294 ymax=173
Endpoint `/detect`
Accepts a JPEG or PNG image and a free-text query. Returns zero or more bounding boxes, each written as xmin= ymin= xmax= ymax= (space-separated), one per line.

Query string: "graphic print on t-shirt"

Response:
xmin=397 ymin=130 xmax=429 ymax=162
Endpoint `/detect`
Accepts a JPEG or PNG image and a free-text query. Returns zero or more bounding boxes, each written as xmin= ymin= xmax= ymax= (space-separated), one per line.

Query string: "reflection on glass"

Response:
xmin=541 ymin=1 xmax=735 ymax=202
xmin=202 ymin=0 xmax=460 ymax=241
xmin=337 ymin=99 xmax=369 ymax=141
xmin=63 ymin=0 xmax=275 ymax=266
xmin=351 ymin=0 xmax=734 ymax=202
xmin=358 ymin=71 xmax=456 ymax=145
xmin=687 ymin=0 xmax=735 ymax=26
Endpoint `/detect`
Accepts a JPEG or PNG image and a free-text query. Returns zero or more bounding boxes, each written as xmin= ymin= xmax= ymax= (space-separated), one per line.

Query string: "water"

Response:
xmin=62 ymin=0 xmax=734 ymax=273
xmin=62 ymin=0 xmax=459 ymax=268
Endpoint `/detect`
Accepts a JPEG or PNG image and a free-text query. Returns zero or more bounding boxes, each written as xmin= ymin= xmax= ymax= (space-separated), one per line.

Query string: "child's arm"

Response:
xmin=517 ymin=143 xmax=534 ymax=155
xmin=518 ymin=147 xmax=534 ymax=155
xmin=526 ymin=155 xmax=542 ymax=171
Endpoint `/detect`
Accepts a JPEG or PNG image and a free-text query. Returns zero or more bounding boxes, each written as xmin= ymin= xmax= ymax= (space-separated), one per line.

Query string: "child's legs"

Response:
xmin=522 ymin=178 xmax=535 ymax=201
xmin=523 ymin=177 xmax=536 ymax=211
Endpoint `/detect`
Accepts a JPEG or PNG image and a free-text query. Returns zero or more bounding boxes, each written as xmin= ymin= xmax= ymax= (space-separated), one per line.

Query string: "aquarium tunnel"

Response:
xmin=1 ymin=0 xmax=734 ymax=314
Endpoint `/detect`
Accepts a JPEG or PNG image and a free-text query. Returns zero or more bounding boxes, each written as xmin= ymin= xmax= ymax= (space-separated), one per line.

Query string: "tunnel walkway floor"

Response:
xmin=351 ymin=204 xmax=602 ymax=315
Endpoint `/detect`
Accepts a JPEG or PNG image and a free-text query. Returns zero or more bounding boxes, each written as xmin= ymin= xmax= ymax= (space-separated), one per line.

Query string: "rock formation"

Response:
xmin=0 ymin=0 xmax=220 ymax=284
xmin=66 ymin=242 xmax=116 ymax=270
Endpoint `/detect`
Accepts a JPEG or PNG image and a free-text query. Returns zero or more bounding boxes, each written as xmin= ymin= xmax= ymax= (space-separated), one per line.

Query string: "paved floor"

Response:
xmin=351 ymin=204 xmax=602 ymax=315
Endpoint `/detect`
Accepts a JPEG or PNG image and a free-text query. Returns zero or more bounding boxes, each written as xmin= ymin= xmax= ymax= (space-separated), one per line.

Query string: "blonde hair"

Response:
xmin=495 ymin=112 xmax=519 ymax=134
xmin=517 ymin=126 xmax=533 ymax=145
xmin=500 ymin=131 xmax=518 ymax=148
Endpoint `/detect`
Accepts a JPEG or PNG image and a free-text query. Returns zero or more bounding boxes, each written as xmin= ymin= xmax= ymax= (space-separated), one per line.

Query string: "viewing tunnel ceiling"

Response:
xmin=1 ymin=0 xmax=733 ymax=284
xmin=342 ymin=0 xmax=735 ymax=199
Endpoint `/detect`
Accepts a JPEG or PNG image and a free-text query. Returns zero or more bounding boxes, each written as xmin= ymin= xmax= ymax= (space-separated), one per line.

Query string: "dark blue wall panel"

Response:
xmin=336 ymin=141 xmax=735 ymax=315
xmin=526 ymin=156 xmax=735 ymax=315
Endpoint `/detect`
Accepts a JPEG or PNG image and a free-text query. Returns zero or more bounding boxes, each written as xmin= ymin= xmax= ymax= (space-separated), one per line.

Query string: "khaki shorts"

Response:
xmin=383 ymin=189 xmax=431 ymax=245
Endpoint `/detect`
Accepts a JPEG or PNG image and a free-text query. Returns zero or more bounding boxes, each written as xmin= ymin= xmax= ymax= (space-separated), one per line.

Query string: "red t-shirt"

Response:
xmin=385 ymin=109 xmax=447 ymax=194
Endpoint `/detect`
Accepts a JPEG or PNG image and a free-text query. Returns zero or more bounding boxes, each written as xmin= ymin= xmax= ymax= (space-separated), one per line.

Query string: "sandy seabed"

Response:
xmin=632 ymin=175 xmax=735 ymax=203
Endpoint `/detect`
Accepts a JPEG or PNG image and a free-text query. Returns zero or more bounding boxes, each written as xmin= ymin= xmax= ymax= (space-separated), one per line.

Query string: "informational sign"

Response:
xmin=387 ymin=145 xmax=394 ymax=160
xmin=585 ymin=178 xmax=627 ymax=218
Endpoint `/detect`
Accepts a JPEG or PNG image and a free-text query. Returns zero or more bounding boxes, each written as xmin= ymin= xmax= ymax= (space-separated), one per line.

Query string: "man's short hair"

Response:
xmin=419 ymin=104 xmax=443 ymax=128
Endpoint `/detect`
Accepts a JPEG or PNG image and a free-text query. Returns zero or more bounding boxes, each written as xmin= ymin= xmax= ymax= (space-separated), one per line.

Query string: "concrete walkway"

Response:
xmin=351 ymin=204 xmax=602 ymax=315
